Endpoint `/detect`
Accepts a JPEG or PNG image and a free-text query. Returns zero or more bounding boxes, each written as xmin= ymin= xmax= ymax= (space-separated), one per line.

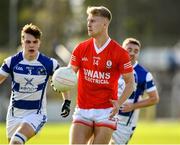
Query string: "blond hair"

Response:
xmin=87 ymin=6 xmax=112 ymax=22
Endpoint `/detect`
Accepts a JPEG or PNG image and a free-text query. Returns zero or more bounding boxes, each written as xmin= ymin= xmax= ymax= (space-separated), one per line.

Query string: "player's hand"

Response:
xmin=61 ymin=100 xmax=71 ymax=117
xmin=120 ymin=102 xmax=134 ymax=112
xmin=109 ymin=99 xmax=119 ymax=119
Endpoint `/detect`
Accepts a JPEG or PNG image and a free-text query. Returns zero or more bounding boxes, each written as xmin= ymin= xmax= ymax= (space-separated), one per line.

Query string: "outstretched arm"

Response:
xmin=0 ymin=74 xmax=7 ymax=84
xmin=121 ymin=90 xmax=159 ymax=112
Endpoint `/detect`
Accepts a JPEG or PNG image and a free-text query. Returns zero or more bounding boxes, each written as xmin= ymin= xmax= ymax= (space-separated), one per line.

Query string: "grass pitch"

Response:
xmin=0 ymin=120 xmax=180 ymax=144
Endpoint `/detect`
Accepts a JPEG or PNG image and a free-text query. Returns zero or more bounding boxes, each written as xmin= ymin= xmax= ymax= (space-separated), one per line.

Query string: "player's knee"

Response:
xmin=10 ymin=132 xmax=27 ymax=145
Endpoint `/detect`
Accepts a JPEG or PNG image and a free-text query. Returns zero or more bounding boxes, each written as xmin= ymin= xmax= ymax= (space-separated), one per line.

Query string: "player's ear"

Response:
xmin=103 ymin=18 xmax=109 ymax=27
xmin=38 ymin=40 xmax=41 ymax=45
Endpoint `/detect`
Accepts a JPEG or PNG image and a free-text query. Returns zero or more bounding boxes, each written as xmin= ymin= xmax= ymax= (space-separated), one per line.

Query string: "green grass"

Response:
xmin=0 ymin=120 xmax=180 ymax=144
xmin=129 ymin=120 xmax=180 ymax=144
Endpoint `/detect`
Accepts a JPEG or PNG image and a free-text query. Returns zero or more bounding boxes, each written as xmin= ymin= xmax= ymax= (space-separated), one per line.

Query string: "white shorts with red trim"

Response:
xmin=72 ymin=107 xmax=117 ymax=130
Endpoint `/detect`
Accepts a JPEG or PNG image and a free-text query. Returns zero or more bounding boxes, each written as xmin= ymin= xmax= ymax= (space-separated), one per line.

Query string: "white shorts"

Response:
xmin=72 ymin=107 xmax=117 ymax=130
xmin=6 ymin=113 xmax=47 ymax=138
xmin=111 ymin=123 xmax=136 ymax=144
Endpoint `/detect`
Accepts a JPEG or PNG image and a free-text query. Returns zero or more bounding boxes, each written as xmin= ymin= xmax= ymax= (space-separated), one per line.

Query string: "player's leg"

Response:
xmin=9 ymin=122 xmax=35 ymax=145
xmin=70 ymin=123 xmax=93 ymax=144
xmin=110 ymin=124 xmax=135 ymax=145
xmin=7 ymin=123 xmax=20 ymax=143
xmin=93 ymin=126 xmax=114 ymax=144
xmin=6 ymin=113 xmax=21 ymax=143
xmin=9 ymin=114 xmax=47 ymax=144
xmin=92 ymin=108 xmax=117 ymax=144
xmin=88 ymin=134 xmax=94 ymax=144
xmin=70 ymin=108 xmax=94 ymax=144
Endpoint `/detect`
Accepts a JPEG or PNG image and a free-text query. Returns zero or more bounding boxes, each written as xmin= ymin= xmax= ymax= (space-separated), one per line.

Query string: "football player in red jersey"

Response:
xmin=69 ymin=6 xmax=135 ymax=144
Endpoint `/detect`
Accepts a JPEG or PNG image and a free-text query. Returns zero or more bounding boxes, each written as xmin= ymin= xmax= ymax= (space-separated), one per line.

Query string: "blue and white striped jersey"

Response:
xmin=0 ymin=51 xmax=59 ymax=117
xmin=117 ymin=61 xmax=157 ymax=127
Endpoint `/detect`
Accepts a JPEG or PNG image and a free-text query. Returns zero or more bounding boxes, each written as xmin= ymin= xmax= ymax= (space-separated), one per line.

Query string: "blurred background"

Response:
xmin=0 ymin=0 xmax=180 ymax=125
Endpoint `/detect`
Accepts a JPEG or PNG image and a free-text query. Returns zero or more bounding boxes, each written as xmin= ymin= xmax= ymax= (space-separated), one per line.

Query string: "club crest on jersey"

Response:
xmin=37 ymin=68 xmax=46 ymax=75
xmin=106 ymin=60 xmax=112 ymax=69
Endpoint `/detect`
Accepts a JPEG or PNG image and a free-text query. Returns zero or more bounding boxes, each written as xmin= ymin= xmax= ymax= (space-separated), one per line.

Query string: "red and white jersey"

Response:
xmin=71 ymin=38 xmax=133 ymax=109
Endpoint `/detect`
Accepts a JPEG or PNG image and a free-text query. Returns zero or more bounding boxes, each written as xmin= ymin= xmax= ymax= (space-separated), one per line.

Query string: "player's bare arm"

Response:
xmin=71 ymin=64 xmax=79 ymax=73
xmin=119 ymin=71 xmax=135 ymax=106
xmin=61 ymin=91 xmax=71 ymax=101
xmin=109 ymin=72 xmax=134 ymax=119
xmin=0 ymin=74 xmax=7 ymax=84
xmin=121 ymin=89 xmax=159 ymax=113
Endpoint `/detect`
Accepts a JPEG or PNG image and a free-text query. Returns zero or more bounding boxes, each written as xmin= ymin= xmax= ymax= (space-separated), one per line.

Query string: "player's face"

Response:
xmin=21 ymin=33 xmax=41 ymax=60
xmin=124 ymin=43 xmax=140 ymax=64
xmin=87 ymin=15 xmax=106 ymax=37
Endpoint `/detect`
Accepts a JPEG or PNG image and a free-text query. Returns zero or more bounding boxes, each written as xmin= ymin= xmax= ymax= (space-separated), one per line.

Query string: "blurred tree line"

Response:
xmin=0 ymin=0 xmax=180 ymax=53
xmin=0 ymin=0 xmax=75 ymax=55
xmin=85 ymin=0 xmax=180 ymax=46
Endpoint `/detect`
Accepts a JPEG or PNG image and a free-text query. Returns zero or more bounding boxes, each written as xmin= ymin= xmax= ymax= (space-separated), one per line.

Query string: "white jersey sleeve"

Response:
xmin=0 ymin=56 xmax=12 ymax=76
xmin=146 ymin=72 xmax=157 ymax=92
xmin=51 ymin=58 xmax=60 ymax=73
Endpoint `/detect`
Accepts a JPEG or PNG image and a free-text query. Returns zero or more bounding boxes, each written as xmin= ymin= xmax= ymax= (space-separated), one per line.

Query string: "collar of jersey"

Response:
xmin=22 ymin=51 xmax=40 ymax=62
xmin=93 ymin=37 xmax=111 ymax=54
xmin=133 ymin=61 xmax=138 ymax=68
